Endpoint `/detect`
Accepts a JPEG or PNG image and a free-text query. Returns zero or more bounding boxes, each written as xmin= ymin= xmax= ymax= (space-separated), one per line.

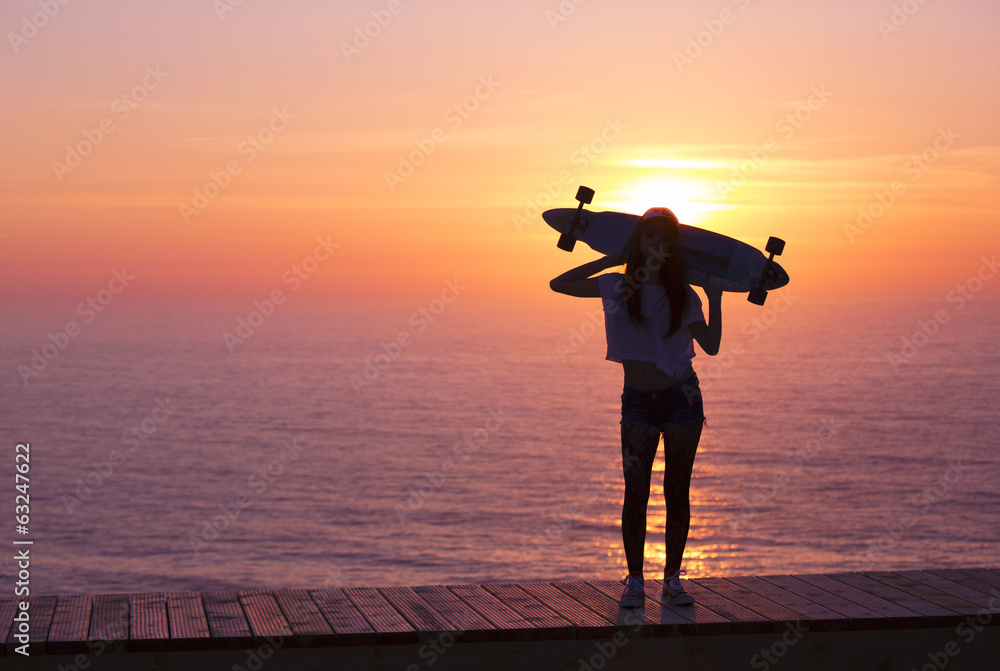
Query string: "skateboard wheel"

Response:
xmin=576 ymin=186 xmax=595 ymax=205
xmin=748 ymin=287 xmax=767 ymax=305
xmin=765 ymin=237 xmax=785 ymax=256
xmin=557 ymin=232 xmax=577 ymax=252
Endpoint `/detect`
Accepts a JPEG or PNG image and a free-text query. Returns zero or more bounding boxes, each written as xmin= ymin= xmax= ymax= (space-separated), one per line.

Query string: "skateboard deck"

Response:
xmin=544 ymin=207 xmax=789 ymax=294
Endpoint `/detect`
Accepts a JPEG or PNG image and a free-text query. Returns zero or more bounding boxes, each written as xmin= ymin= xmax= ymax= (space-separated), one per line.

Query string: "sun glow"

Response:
xmin=599 ymin=175 xmax=733 ymax=227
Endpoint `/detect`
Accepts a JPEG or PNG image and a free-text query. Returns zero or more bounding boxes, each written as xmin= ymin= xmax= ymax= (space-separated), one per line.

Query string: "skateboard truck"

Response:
xmin=557 ymin=185 xmax=595 ymax=252
xmin=748 ymin=237 xmax=785 ymax=305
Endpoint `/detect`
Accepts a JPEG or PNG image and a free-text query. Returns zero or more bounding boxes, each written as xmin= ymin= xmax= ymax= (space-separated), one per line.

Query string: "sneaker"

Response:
xmin=663 ymin=569 xmax=695 ymax=606
xmin=619 ymin=575 xmax=645 ymax=608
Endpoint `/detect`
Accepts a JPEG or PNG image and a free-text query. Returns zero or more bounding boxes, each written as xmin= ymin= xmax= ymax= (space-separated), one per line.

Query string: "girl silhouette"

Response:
xmin=550 ymin=207 xmax=722 ymax=607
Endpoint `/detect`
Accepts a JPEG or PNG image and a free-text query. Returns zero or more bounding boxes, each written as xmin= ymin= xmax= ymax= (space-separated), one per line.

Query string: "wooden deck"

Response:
xmin=3 ymin=568 xmax=999 ymax=670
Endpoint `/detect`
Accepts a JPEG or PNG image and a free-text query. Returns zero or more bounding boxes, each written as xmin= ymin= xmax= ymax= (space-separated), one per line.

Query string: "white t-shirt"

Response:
xmin=597 ymin=272 xmax=705 ymax=377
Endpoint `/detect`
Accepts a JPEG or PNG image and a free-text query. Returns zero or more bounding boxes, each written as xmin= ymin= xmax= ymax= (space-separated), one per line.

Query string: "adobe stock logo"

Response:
xmin=886 ymin=255 xmax=997 ymax=372
xmin=877 ymin=0 xmax=933 ymax=39
xmin=8 ymin=0 xmax=73 ymax=54
xmin=383 ymin=77 xmax=501 ymax=192
xmin=340 ymin=0 xmax=405 ymax=62
xmin=16 ymin=268 xmax=135 ymax=385
xmin=213 ymin=0 xmax=245 ymax=21
xmin=179 ymin=108 xmax=295 ymax=224
xmin=843 ymin=127 xmax=959 ymax=244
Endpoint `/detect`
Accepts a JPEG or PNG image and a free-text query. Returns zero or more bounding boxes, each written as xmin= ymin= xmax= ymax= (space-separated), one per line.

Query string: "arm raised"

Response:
xmin=550 ymin=253 xmax=623 ymax=298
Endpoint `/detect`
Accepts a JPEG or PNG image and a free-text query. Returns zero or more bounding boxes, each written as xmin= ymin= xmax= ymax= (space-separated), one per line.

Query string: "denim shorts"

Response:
xmin=620 ymin=372 xmax=705 ymax=428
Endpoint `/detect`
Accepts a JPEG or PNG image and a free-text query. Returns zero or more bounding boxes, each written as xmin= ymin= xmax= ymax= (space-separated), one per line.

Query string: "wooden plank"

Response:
xmin=644 ymin=579 xmax=733 ymax=634
xmin=202 ymin=590 xmax=253 ymax=650
xmin=89 ymin=593 xmax=129 ymax=653
xmin=343 ymin=586 xmax=416 ymax=645
xmin=480 ymin=583 xmax=575 ymax=639
xmin=722 ymin=576 xmax=849 ymax=632
xmin=696 ymin=577 xmax=807 ymax=632
xmin=879 ymin=571 xmax=998 ymax=612
xmin=518 ymin=581 xmax=616 ymax=631
xmin=47 ymin=594 xmax=92 ymax=655
xmin=410 ymin=585 xmax=498 ymax=643
xmin=6 ymin=595 xmax=57 ymax=656
xmin=550 ymin=581 xmax=615 ymax=611
xmin=675 ymin=578 xmax=774 ymax=634
xmin=586 ymin=578 xmax=707 ymax=636
xmin=448 ymin=583 xmax=542 ymax=641
xmin=166 ymin=592 xmax=211 ymax=650
xmin=827 ymin=573 xmax=960 ymax=628
xmin=0 ymin=597 xmax=18 ymax=656
xmin=273 ymin=589 xmax=337 ymax=648
xmin=239 ymin=590 xmax=294 ymax=644
xmin=925 ymin=569 xmax=1000 ymax=605
xmin=128 ymin=593 xmax=167 ymax=652
xmin=310 ymin=588 xmax=376 ymax=646
xmin=379 ymin=586 xmax=456 ymax=638
xmin=959 ymin=568 xmax=1000 ymax=592
xmin=758 ymin=574 xmax=887 ymax=630
xmin=589 ymin=579 xmax=720 ymax=637
xmin=554 ymin=580 xmax=652 ymax=630
xmin=548 ymin=581 xmax=623 ymax=622
xmin=582 ymin=578 xmax=696 ymax=641
xmin=791 ymin=573 xmax=922 ymax=629
xmin=4 ymin=568 xmax=998 ymax=661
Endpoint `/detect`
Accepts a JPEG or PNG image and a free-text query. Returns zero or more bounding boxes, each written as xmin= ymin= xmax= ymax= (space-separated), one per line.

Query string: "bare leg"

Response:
xmin=661 ymin=420 xmax=703 ymax=575
xmin=620 ymin=422 xmax=660 ymax=576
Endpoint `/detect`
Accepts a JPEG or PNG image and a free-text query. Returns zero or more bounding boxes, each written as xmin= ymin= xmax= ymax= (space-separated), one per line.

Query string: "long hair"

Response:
xmin=619 ymin=211 xmax=688 ymax=337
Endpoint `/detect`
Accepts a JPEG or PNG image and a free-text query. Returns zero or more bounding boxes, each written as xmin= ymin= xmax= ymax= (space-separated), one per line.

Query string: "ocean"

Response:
xmin=2 ymin=287 xmax=998 ymax=595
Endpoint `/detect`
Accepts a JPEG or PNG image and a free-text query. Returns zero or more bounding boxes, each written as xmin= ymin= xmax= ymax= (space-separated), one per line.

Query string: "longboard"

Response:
xmin=544 ymin=186 xmax=789 ymax=304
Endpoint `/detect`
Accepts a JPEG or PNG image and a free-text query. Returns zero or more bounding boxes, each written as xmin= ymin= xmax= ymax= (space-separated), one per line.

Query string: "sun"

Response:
xmin=598 ymin=175 xmax=733 ymax=227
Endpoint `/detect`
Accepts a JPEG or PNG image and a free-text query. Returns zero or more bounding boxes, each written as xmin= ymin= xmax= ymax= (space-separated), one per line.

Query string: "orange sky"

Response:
xmin=1 ymin=0 xmax=998 ymax=302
